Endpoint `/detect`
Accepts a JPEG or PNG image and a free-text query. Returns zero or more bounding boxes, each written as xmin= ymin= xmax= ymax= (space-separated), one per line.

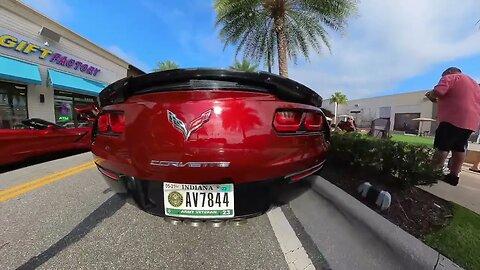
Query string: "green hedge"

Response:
xmin=329 ymin=132 xmax=442 ymax=187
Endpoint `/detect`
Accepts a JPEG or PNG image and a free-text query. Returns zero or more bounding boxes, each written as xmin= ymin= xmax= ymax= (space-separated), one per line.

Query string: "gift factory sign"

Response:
xmin=0 ymin=33 xmax=101 ymax=77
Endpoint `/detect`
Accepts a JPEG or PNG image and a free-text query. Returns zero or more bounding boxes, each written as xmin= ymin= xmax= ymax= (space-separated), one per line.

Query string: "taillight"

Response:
xmin=97 ymin=111 xmax=125 ymax=135
xmin=273 ymin=111 xmax=303 ymax=132
xmin=304 ymin=112 xmax=323 ymax=131
xmin=97 ymin=114 xmax=109 ymax=132
xmin=273 ymin=110 xmax=325 ymax=133
xmin=109 ymin=112 xmax=125 ymax=133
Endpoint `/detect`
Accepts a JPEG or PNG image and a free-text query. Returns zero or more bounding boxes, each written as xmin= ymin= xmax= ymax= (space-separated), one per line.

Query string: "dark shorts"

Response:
xmin=434 ymin=122 xmax=473 ymax=152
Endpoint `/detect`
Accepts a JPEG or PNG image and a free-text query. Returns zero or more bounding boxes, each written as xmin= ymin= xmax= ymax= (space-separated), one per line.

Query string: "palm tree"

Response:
xmin=153 ymin=60 xmax=179 ymax=72
xmin=230 ymin=59 xmax=259 ymax=72
xmin=329 ymin=92 xmax=348 ymax=124
xmin=215 ymin=0 xmax=357 ymax=77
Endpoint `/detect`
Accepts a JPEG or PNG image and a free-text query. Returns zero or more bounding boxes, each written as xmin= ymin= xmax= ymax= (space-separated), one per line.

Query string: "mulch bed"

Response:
xmin=319 ymin=162 xmax=453 ymax=238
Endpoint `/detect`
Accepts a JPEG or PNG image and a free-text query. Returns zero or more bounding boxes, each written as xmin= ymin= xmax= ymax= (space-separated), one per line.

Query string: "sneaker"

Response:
xmin=443 ymin=174 xmax=459 ymax=186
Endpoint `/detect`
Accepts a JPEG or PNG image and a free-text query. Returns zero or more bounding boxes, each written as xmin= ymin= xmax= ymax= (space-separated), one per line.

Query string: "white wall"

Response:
xmin=323 ymin=90 xmax=435 ymax=133
xmin=26 ymin=67 xmax=54 ymax=120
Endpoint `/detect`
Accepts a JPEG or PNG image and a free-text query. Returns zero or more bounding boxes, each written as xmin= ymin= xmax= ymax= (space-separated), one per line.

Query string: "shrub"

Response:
xmin=329 ymin=132 xmax=442 ymax=187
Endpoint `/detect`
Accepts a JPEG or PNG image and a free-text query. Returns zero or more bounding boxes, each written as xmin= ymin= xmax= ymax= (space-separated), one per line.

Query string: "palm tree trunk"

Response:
xmin=274 ymin=4 xmax=288 ymax=77
xmin=276 ymin=27 xmax=288 ymax=77
xmin=334 ymin=102 xmax=338 ymax=124
xmin=267 ymin=51 xmax=272 ymax=73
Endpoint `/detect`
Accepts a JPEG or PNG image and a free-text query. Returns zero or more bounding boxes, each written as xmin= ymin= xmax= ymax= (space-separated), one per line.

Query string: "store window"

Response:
xmin=54 ymin=90 xmax=97 ymax=128
xmin=0 ymin=81 xmax=28 ymax=129
xmin=394 ymin=112 xmax=420 ymax=134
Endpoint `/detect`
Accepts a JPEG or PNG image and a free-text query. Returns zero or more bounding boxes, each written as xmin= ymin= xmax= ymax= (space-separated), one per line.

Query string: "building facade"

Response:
xmin=323 ymin=90 xmax=438 ymax=135
xmin=0 ymin=0 xmax=144 ymax=129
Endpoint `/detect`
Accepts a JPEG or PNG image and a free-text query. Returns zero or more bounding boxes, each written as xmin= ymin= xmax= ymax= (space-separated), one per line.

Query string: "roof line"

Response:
xmin=325 ymin=89 xmax=430 ymax=102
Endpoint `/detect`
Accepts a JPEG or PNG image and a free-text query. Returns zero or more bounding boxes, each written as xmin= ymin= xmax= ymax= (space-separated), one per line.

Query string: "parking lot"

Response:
xmin=3 ymin=152 xmax=451 ymax=270
xmin=0 ymin=153 xmax=326 ymax=270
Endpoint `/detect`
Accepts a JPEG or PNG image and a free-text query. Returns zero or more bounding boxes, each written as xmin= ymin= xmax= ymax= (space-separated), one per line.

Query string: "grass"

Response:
xmin=391 ymin=134 xmax=434 ymax=146
xmin=424 ymin=204 xmax=480 ymax=270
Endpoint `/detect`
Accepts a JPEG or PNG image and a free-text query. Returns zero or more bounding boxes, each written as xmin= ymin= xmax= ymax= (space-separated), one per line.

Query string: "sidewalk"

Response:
xmin=297 ymin=176 xmax=460 ymax=270
xmin=420 ymin=165 xmax=480 ymax=215
xmin=467 ymin=142 xmax=480 ymax=151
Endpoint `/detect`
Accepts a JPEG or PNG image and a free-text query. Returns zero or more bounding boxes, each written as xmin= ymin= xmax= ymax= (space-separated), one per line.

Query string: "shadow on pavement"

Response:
xmin=274 ymin=178 xmax=313 ymax=206
xmin=16 ymin=195 xmax=126 ymax=270
xmin=0 ymin=149 xmax=90 ymax=174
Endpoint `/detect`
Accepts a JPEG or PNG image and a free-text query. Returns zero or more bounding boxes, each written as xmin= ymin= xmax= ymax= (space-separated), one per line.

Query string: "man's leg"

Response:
xmin=470 ymin=159 xmax=480 ymax=171
xmin=443 ymin=127 xmax=472 ymax=186
xmin=432 ymin=149 xmax=449 ymax=170
xmin=432 ymin=122 xmax=450 ymax=170
xmin=448 ymin=151 xmax=466 ymax=176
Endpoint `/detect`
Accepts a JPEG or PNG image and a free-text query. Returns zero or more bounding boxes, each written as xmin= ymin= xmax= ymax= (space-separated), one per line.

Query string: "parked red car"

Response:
xmin=0 ymin=118 xmax=92 ymax=166
xmin=92 ymin=69 xmax=330 ymax=224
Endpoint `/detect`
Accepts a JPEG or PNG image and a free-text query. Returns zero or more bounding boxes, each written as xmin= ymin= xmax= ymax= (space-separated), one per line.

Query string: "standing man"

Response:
xmin=425 ymin=67 xmax=480 ymax=186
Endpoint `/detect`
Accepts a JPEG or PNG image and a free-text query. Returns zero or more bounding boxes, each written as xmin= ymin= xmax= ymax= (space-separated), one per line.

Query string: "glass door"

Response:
xmin=0 ymin=81 xmax=28 ymax=129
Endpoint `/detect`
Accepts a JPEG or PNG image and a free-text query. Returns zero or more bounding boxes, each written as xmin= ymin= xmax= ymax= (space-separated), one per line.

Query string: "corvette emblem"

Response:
xmin=167 ymin=109 xmax=212 ymax=141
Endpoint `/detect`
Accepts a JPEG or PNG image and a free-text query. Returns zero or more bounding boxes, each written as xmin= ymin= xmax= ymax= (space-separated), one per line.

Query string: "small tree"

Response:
xmin=329 ymin=92 xmax=348 ymax=124
xmin=229 ymin=59 xmax=259 ymax=72
xmin=153 ymin=60 xmax=179 ymax=72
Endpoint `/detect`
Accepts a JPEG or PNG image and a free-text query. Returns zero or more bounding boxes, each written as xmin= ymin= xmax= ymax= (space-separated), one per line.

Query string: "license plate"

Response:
xmin=163 ymin=182 xmax=234 ymax=219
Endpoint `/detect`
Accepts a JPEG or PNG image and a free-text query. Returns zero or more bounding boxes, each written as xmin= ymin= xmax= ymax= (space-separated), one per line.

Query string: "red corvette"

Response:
xmin=92 ymin=69 xmax=330 ymax=224
xmin=0 ymin=118 xmax=92 ymax=166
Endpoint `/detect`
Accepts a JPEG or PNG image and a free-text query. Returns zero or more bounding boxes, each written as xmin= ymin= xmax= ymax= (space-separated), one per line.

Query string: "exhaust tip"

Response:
xmin=184 ymin=219 xmax=203 ymax=227
xmin=164 ymin=217 xmax=182 ymax=225
xmin=207 ymin=220 xmax=226 ymax=228
xmin=229 ymin=218 xmax=247 ymax=226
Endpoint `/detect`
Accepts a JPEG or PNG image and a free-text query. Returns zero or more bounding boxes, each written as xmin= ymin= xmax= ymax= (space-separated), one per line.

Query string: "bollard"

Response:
xmin=357 ymin=182 xmax=391 ymax=211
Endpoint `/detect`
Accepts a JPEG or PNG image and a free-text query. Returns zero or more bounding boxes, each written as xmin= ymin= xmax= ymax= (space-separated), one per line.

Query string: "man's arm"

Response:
xmin=425 ymin=90 xmax=437 ymax=103
xmin=433 ymin=75 xmax=456 ymax=96
xmin=425 ymin=75 xmax=456 ymax=102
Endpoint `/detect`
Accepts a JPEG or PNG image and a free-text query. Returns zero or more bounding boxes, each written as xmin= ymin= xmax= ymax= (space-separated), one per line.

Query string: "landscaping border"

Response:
xmin=310 ymin=175 xmax=462 ymax=270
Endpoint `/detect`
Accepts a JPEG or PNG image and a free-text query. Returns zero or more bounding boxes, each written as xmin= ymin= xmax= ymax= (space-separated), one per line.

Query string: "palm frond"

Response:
xmin=215 ymin=0 xmax=357 ymax=76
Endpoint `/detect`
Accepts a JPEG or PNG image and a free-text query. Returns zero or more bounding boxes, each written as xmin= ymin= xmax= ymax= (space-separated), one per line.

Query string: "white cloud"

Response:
xmin=290 ymin=0 xmax=480 ymax=100
xmin=20 ymin=0 xmax=74 ymax=22
xmin=106 ymin=45 xmax=151 ymax=73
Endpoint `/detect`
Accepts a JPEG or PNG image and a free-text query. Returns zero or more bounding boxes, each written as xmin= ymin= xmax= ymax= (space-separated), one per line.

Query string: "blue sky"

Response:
xmin=22 ymin=0 xmax=480 ymax=100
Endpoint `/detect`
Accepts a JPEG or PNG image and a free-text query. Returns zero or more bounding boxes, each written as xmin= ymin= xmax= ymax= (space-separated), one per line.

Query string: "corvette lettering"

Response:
xmin=150 ymin=160 xmax=230 ymax=168
xmin=167 ymin=109 xmax=212 ymax=141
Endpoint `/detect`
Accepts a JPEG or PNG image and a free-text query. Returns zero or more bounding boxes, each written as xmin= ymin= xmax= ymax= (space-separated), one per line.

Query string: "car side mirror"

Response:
xmin=47 ymin=124 xmax=56 ymax=130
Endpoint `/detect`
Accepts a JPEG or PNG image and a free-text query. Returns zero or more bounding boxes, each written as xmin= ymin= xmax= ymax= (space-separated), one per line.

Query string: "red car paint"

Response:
xmin=0 ymin=119 xmax=92 ymax=166
xmin=91 ymin=69 xmax=330 ymax=220
xmin=93 ymin=91 xmax=328 ymax=183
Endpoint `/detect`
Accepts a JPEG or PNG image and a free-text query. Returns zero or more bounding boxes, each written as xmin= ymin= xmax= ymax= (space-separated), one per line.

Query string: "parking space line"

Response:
xmin=267 ymin=207 xmax=315 ymax=270
xmin=0 ymin=161 xmax=97 ymax=202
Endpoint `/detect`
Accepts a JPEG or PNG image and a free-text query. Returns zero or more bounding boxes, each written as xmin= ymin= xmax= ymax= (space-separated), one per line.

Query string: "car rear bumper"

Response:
xmin=96 ymin=163 xmax=324 ymax=219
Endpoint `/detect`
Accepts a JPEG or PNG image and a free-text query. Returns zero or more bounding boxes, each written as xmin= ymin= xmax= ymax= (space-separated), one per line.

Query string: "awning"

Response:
xmin=47 ymin=69 xmax=107 ymax=96
xmin=0 ymin=55 xmax=41 ymax=85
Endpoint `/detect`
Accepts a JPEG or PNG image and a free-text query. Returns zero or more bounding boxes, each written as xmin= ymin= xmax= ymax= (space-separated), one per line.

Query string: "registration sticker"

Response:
xmin=163 ymin=182 xmax=235 ymax=219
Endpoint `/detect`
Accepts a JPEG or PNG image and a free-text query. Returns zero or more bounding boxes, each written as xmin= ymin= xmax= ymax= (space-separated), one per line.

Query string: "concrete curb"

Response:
xmin=310 ymin=175 xmax=463 ymax=270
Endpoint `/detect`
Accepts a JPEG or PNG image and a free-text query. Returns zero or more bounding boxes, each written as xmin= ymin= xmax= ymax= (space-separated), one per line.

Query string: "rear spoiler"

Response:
xmin=99 ymin=68 xmax=323 ymax=108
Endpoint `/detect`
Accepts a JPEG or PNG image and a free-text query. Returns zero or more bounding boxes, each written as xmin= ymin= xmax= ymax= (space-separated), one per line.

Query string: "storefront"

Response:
xmin=0 ymin=1 xmax=144 ymax=128
xmin=323 ymin=90 xmax=436 ymax=134
xmin=0 ymin=80 xmax=27 ymax=128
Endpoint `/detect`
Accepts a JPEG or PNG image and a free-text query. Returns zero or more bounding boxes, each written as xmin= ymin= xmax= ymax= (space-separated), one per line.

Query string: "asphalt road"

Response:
xmin=1 ymin=152 xmax=420 ymax=270
xmin=0 ymin=152 xmax=323 ymax=270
